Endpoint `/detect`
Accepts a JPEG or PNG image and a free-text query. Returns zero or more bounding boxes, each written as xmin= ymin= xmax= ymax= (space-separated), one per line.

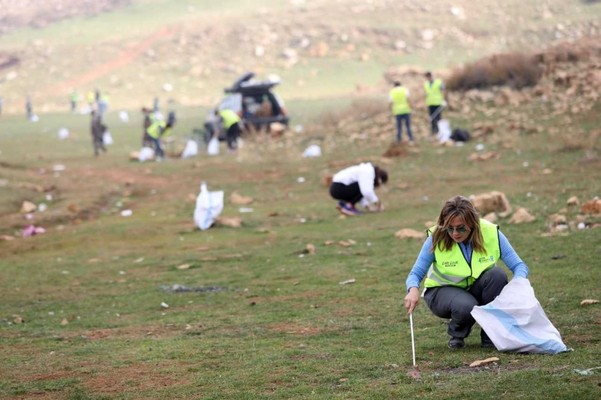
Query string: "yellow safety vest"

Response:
xmin=424 ymin=79 xmax=444 ymax=106
xmin=390 ymin=86 xmax=411 ymax=115
xmin=218 ymin=109 xmax=240 ymax=129
xmin=424 ymin=219 xmax=500 ymax=289
xmin=147 ymin=120 xmax=166 ymax=139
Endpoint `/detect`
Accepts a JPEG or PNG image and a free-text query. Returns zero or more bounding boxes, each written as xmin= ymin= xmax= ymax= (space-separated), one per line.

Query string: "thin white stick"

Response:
xmin=409 ymin=313 xmax=416 ymax=367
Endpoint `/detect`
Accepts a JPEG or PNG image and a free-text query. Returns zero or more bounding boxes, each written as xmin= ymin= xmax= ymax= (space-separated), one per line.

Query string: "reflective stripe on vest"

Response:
xmin=424 ymin=219 xmax=500 ymax=289
xmin=424 ymin=79 xmax=443 ymax=106
xmin=390 ymin=86 xmax=411 ymax=115
xmin=219 ymin=109 xmax=240 ymax=129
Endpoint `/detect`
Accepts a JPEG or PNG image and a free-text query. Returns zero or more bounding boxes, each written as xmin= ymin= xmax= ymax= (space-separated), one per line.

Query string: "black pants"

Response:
xmin=424 ymin=266 xmax=508 ymax=341
xmin=428 ymin=105 xmax=442 ymax=134
xmin=226 ymin=123 xmax=241 ymax=150
xmin=329 ymin=182 xmax=362 ymax=205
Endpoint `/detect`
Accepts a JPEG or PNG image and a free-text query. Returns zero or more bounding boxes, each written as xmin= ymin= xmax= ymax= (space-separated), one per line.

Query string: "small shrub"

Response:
xmin=447 ymin=52 xmax=542 ymax=91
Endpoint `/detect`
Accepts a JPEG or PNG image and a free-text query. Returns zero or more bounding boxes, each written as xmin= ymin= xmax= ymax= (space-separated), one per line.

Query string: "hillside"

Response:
xmin=0 ymin=0 xmax=600 ymax=114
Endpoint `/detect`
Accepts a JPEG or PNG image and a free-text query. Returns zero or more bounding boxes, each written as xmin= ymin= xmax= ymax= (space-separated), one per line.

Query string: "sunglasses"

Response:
xmin=446 ymin=226 xmax=468 ymax=234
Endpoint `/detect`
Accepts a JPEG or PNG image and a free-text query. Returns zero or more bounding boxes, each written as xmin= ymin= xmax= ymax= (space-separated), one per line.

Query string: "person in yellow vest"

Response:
xmin=389 ymin=81 xmax=414 ymax=144
xmin=216 ymin=108 xmax=242 ymax=151
xmin=424 ymin=71 xmax=450 ymax=136
xmin=70 ymin=90 xmax=79 ymax=112
xmin=403 ymin=195 xmax=529 ymax=350
xmin=146 ymin=117 xmax=174 ymax=161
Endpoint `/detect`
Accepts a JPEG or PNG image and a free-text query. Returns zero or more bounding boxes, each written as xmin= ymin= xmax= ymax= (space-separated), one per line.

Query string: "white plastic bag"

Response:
xmin=471 ymin=277 xmax=568 ymax=354
xmin=436 ymin=119 xmax=451 ymax=143
xmin=193 ymin=182 xmax=224 ymax=230
xmin=207 ymin=137 xmax=219 ymax=156
xmin=181 ymin=139 xmax=198 ymax=159
xmin=138 ymin=146 xmax=155 ymax=162
xmin=302 ymin=144 xmax=322 ymax=158
xmin=103 ymin=131 xmax=114 ymax=145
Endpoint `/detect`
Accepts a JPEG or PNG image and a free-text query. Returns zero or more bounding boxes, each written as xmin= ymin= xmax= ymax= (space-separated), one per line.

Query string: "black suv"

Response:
xmin=203 ymin=72 xmax=289 ymax=142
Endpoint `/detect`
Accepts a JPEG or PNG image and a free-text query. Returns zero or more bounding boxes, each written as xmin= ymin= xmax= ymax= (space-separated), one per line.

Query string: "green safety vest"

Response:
xmin=147 ymin=119 xmax=166 ymax=139
xmin=424 ymin=79 xmax=444 ymax=106
xmin=218 ymin=109 xmax=240 ymax=129
xmin=390 ymin=86 xmax=411 ymax=115
xmin=424 ymin=219 xmax=500 ymax=289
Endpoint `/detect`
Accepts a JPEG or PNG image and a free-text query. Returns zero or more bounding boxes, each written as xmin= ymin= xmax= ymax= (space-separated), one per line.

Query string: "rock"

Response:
xmin=230 ymin=192 xmax=254 ymax=205
xmin=581 ymin=198 xmax=601 ymax=214
xmin=20 ymin=201 xmax=37 ymax=213
xmin=566 ymin=196 xmax=579 ymax=206
xmin=470 ymin=191 xmax=512 ymax=217
xmin=509 ymin=208 xmax=536 ymax=224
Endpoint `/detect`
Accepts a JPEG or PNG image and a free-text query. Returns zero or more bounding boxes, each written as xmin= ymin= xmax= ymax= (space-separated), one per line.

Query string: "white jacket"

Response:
xmin=332 ymin=162 xmax=379 ymax=205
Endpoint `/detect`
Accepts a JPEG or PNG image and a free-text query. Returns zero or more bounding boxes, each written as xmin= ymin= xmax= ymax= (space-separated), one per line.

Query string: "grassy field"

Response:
xmin=1 ymin=1 xmax=601 ymax=399
xmin=0 ymin=83 xmax=600 ymax=399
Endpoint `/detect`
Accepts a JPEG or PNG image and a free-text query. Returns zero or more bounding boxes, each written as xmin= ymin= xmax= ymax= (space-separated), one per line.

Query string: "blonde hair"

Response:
xmin=430 ymin=195 xmax=486 ymax=253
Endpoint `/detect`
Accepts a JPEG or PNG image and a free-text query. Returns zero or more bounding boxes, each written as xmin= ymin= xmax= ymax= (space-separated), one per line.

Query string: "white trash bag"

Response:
xmin=302 ymin=144 xmax=321 ymax=158
xmin=471 ymin=277 xmax=568 ymax=354
xmin=181 ymin=139 xmax=198 ymax=159
xmin=436 ymin=119 xmax=451 ymax=143
xmin=207 ymin=136 xmax=219 ymax=156
xmin=138 ymin=146 xmax=155 ymax=162
xmin=193 ymin=182 xmax=224 ymax=231
xmin=103 ymin=131 xmax=114 ymax=145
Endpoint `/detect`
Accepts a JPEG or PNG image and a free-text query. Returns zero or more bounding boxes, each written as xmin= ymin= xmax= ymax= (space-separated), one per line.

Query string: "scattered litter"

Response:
xmin=22 ymin=225 xmax=45 ymax=237
xmin=160 ymin=284 xmax=228 ymax=293
xmin=238 ymin=207 xmax=254 ymax=213
xmin=207 ymin=136 xmax=219 ymax=155
xmin=120 ymin=209 xmax=133 ymax=217
xmin=580 ymin=299 xmax=599 ymax=306
xmin=475 ymin=143 xmax=485 ymax=151
xmin=573 ymin=367 xmax=601 ymax=376
xmin=338 ymin=239 xmax=356 ymax=247
xmin=339 ymin=278 xmax=356 ymax=285
xmin=302 ymin=144 xmax=321 ymax=157
xmin=52 ymin=164 xmax=66 ymax=172
xmin=160 ymin=302 xmax=169 ymax=309
xmin=469 ymin=357 xmax=499 ymax=368
xmin=193 ymin=182 xmax=224 ymax=230
xmin=57 ymin=128 xmax=69 ymax=140
xmin=297 ymin=177 xmax=306 ymax=183
xmin=119 ymin=111 xmax=129 ymax=123
xmin=176 ymin=264 xmax=191 ymax=270
xmin=38 ymin=203 xmax=48 ymax=212
xmin=13 ymin=315 xmax=24 ymax=324
xmin=103 ymin=131 xmax=114 ymax=145
xmin=134 ymin=257 xmax=144 ymax=263
xmin=181 ymin=139 xmax=198 ymax=159
xmin=137 ymin=147 xmax=155 ymax=162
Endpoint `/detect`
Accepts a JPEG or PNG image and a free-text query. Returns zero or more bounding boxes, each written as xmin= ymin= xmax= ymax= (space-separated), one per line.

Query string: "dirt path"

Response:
xmin=51 ymin=25 xmax=178 ymax=95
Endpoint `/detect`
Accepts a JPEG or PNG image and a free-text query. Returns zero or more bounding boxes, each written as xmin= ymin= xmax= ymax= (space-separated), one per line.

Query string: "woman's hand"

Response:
xmin=404 ymin=287 xmax=420 ymax=314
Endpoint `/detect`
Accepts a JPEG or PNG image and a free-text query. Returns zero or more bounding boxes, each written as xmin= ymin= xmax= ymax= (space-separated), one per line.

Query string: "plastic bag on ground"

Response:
xmin=302 ymin=144 xmax=321 ymax=157
xmin=207 ymin=137 xmax=219 ymax=156
xmin=471 ymin=277 xmax=568 ymax=354
xmin=436 ymin=119 xmax=451 ymax=143
xmin=193 ymin=182 xmax=224 ymax=230
xmin=103 ymin=131 xmax=114 ymax=145
xmin=138 ymin=146 xmax=155 ymax=162
xmin=182 ymin=139 xmax=198 ymax=159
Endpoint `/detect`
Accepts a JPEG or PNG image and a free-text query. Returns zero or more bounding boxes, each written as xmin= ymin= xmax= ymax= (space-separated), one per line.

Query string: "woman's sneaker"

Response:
xmin=336 ymin=201 xmax=362 ymax=216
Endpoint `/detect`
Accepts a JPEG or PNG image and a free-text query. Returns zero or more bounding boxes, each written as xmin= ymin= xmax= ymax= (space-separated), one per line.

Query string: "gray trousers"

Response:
xmin=423 ymin=266 xmax=508 ymax=340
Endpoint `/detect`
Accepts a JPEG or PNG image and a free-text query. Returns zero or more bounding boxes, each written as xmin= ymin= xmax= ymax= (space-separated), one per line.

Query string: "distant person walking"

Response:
xmin=70 ymin=90 xmax=79 ymax=112
xmin=25 ymin=96 xmax=33 ymax=120
xmin=389 ymin=81 xmax=414 ymax=144
xmin=424 ymin=71 xmax=450 ymax=136
xmin=216 ymin=109 xmax=242 ymax=151
xmin=329 ymin=162 xmax=388 ymax=216
xmin=90 ymin=110 xmax=107 ymax=156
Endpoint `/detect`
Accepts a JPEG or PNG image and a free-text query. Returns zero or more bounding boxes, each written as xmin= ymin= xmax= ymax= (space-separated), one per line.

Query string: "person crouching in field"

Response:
xmin=329 ymin=162 xmax=388 ymax=216
xmin=90 ymin=110 xmax=107 ymax=156
xmin=403 ymin=195 xmax=530 ymax=350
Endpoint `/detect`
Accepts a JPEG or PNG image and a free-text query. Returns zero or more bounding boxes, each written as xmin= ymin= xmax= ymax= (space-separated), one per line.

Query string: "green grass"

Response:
xmin=0 ymin=89 xmax=600 ymax=399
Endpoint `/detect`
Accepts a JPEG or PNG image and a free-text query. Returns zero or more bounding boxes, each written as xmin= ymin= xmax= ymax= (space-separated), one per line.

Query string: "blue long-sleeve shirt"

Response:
xmin=405 ymin=231 xmax=529 ymax=292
